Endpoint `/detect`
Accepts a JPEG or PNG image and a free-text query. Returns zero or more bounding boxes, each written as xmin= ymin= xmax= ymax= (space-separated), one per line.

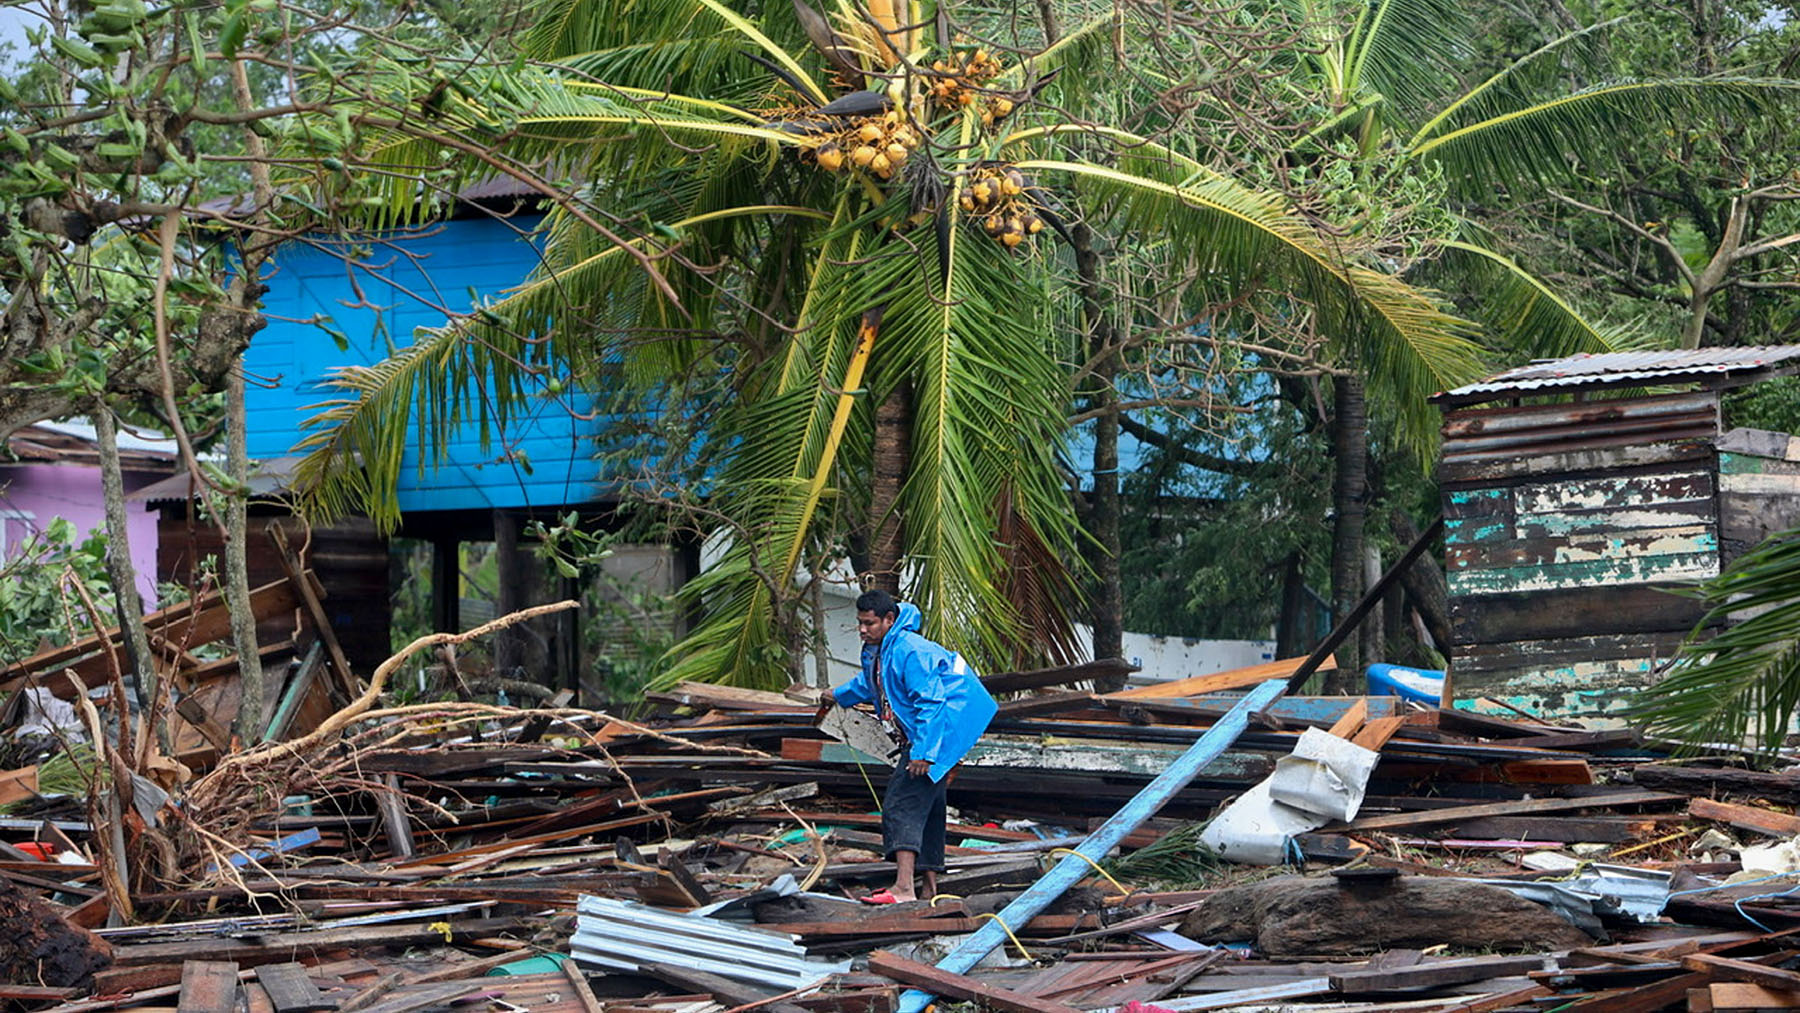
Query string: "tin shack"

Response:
xmin=1432 ymin=346 xmax=1800 ymax=720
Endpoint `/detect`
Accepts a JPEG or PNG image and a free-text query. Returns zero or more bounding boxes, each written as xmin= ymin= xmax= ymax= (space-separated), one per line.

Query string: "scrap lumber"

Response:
xmin=1327 ymin=954 xmax=1551 ymax=992
xmin=1105 ymin=656 xmax=1328 ymax=700
xmin=995 ymin=692 xmax=1099 ymax=719
xmin=980 ymin=658 xmax=1139 ymax=695
xmin=1348 ymin=715 xmax=1408 ymax=751
xmin=638 ymin=964 xmax=813 ymax=1013
xmin=266 ymin=523 xmax=359 ymax=700
xmin=1708 ymin=982 xmax=1800 ymax=1010
xmin=1688 ymin=797 xmax=1800 ymax=837
xmin=1633 ymin=763 xmax=1800 ymax=803
xmin=112 ymin=918 xmax=531 ymax=967
xmin=0 ymin=574 xmax=315 ymax=698
xmin=647 ymin=682 xmax=807 ymax=711
xmin=1343 ymin=789 xmax=1683 ymax=831
xmin=177 ymin=961 xmax=242 ymax=1013
xmin=1326 ymin=698 xmax=1368 ymax=740
xmin=1565 ymin=970 xmax=1712 ymax=1012
xmin=867 ymin=951 xmax=1083 ymax=1013
xmin=252 ymin=964 xmax=336 ymax=1013
xmin=0 ymin=766 xmax=38 ymax=806
xmin=1682 ymin=953 xmax=1800 ymax=991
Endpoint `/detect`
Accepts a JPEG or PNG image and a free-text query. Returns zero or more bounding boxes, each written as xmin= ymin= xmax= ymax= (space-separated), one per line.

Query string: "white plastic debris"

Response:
xmin=13 ymin=688 xmax=85 ymax=743
xmin=1200 ymin=727 xmax=1380 ymax=865
xmin=1731 ymin=834 xmax=1800 ymax=883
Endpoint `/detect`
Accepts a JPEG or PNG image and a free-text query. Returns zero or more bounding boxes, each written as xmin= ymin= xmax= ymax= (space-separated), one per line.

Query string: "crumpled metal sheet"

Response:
xmin=1476 ymin=863 xmax=1671 ymax=937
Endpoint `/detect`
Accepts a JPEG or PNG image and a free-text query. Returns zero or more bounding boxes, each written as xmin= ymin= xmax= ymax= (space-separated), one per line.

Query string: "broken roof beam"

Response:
xmin=893 ymin=677 xmax=1289 ymax=1013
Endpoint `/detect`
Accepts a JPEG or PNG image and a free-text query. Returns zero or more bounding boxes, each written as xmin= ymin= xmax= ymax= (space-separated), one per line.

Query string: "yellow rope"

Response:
xmin=929 ymin=893 xmax=963 ymax=906
xmin=1049 ymin=847 xmax=1131 ymax=895
xmin=855 ymin=759 xmax=883 ymax=812
xmin=975 ymin=912 xmax=1034 ymax=960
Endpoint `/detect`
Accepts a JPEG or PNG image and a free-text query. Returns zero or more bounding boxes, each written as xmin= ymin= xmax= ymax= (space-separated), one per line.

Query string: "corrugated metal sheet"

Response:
xmin=1434 ymin=346 xmax=1800 ymax=405
xmin=571 ymin=894 xmax=851 ymax=990
xmin=1439 ymin=391 xmax=1720 ymax=474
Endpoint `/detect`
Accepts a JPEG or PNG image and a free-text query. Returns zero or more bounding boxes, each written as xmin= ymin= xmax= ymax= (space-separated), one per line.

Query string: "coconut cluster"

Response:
xmin=928 ymin=47 xmax=1004 ymax=111
xmin=812 ymin=110 xmax=923 ymax=181
xmin=958 ymin=165 xmax=1044 ymax=249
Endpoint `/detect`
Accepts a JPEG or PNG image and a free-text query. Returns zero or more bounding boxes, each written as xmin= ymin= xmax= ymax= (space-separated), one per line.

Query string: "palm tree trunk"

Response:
xmin=867 ymin=381 xmax=910 ymax=595
xmin=1073 ymin=222 xmax=1125 ymax=689
xmin=1088 ymin=387 xmax=1123 ymax=675
xmin=1327 ymin=373 xmax=1367 ymax=693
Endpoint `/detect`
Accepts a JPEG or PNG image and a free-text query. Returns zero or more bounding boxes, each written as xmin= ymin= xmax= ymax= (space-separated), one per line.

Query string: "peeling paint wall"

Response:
xmin=1439 ymin=394 xmax=1726 ymax=722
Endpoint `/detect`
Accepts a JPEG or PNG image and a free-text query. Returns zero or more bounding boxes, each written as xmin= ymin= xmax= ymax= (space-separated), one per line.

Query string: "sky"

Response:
xmin=0 ymin=5 xmax=39 ymax=66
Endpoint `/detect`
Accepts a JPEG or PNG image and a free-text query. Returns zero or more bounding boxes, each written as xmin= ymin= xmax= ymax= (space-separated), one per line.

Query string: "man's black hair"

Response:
xmin=855 ymin=588 xmax=899 ymax=617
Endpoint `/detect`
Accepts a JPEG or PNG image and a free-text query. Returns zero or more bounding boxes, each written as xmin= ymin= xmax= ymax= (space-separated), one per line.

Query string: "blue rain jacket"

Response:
xmin=831 ymin=602 xmax=997 ymax=782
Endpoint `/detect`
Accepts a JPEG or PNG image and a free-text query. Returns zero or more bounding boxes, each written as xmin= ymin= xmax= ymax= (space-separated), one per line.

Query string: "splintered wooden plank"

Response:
xmin=1343 ymin=790 xmax=1683 ymax=832
xmin=253 ymin=965 xmax=336 ymax=1013
xmin=1688 ymin=798 xmax=1800 ymax=838
xmin=1326 ymin=698 xmax=1369 ymax=740
xmin=1565 ymin=971 xmax=1711 ymax=1012
xmin=178 ymin=961 xmax=243 ymax=1013
xmin=1105 ymin=656 xmax=1330 ymax=700
xmin=0 ymin=575 xmax=313 ymax=698
xmin=1683 ymin=954 xmax=1800 ymax=992
xmin=867 ymin=951 xmax=1083 ymax=1013
xmin=1328 ymin=954 xmax=1550 ymax=992
xmin=1348 ymin=715 xmax=1407 ymax=751
xmin=1708 ymin=982 xmax=1800 ymax=1010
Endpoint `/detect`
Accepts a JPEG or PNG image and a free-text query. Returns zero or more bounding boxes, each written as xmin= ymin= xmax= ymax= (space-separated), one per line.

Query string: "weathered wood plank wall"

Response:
xmin=1439 ymin=394 xmax=1725 ymax=721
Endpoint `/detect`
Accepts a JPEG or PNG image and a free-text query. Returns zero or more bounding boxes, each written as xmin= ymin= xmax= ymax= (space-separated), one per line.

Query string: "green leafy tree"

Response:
xmin=1229 ymin=0 xmax=1793 ymax=679
xmin=290 ymin=0 xmax=1487 ymax=688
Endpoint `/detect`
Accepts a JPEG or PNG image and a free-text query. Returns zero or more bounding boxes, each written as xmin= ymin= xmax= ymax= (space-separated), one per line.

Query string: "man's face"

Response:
xmin=857 ymin=609 xmax=896 ymax=646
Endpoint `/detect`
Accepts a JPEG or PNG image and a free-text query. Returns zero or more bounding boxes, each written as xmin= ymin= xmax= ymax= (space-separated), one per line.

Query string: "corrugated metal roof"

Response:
xmin=1435 ymin=346 xmax=1800 ymax=403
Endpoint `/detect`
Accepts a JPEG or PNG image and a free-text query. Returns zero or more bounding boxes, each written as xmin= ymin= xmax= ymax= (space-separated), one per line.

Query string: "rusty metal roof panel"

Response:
xmin=1434 ymin=346 xmax=1800 ymax=404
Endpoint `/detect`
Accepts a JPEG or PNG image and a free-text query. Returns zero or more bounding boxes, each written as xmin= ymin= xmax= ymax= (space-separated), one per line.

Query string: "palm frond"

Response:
xmin=1409 ymin=77 xmax=1799 ymax=191
xmin=1408 ymin=17 xmax=1622 ymax=150
xmin=653 ymin=199 xmax=896 ymax=688
xmin=1027 ymin=156 xmax=1485 ymax=462
xmin=1630 ymin=529 xmax=1800 ymax=754
xmin=292 ymin=202 xmax=825 ymax=528
xmin=878 ymin=186 xmax=1082 ymax=665
xmin=1424 ymin=239 xmax=1663 ymax=360
xmin=1342 ymin=0 xmax=1469 ymax=123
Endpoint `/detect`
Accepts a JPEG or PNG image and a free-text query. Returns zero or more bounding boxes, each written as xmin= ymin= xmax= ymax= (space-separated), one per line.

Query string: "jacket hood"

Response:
xmin=891 ymin=601 xmax=922 ymax=637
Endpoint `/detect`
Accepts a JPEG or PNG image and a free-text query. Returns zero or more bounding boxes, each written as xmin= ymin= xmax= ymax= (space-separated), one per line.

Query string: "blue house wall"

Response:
xmin=246 ymin=214 xmax=613 ymax=514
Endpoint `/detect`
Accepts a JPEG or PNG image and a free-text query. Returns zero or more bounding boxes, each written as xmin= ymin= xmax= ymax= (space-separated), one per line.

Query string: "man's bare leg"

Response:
xmin=923 ymin=869 xmax=938 ymax=900
xmin=890 ymin=849 xmax=918 ymax=902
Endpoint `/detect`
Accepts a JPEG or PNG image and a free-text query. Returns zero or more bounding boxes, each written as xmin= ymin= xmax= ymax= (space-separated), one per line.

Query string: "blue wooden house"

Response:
xmin=233 ymin=194 xmax=696 ymax=692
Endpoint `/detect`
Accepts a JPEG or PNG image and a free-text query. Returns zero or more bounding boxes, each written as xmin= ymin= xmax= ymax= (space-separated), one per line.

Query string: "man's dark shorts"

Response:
xmin=881 ymin=764 xmax=947 ymax=872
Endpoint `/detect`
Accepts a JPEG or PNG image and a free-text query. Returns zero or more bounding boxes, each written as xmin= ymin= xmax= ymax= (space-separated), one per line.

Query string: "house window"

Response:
xmin=0 ymin=510 xmax=36 ymax=559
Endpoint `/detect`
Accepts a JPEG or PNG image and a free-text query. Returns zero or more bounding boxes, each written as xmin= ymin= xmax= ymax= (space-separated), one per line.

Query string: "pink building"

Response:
xmin=0 ymin=420 xmax=176 ymax=606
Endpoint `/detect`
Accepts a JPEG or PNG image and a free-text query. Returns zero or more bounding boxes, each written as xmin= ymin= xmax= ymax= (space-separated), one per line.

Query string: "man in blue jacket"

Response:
xmin=819 ymin=589 xmax=998 ymax=903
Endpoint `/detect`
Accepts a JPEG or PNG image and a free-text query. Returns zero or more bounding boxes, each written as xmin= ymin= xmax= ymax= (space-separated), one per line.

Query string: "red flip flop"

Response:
xmin=860 ymin=889 xmax=902 ymax=905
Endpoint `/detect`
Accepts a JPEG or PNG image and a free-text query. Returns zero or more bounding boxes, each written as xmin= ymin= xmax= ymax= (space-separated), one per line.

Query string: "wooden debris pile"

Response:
xmin=2 ymin=648 xmax=1799 ymax=1013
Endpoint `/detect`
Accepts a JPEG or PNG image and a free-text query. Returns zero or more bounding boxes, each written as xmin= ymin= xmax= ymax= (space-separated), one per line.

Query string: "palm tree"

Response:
xmin=1629 ymin=528 xmax=1800 ymax=754
xmin=289 ymin=0 xmax=1489 ymax=688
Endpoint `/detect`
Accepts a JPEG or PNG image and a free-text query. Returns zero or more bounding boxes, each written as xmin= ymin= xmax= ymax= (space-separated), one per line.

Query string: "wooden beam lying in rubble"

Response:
xmin=1105 ymin=656 xmax=1328 ymax=701
xmin=1342 ymin=789 xmax=1682 ymax=832
xmin=868 ymin=951 xmax=1083 ymax=1013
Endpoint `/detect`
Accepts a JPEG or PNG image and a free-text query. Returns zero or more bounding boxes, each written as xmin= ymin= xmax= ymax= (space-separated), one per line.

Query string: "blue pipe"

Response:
xmin=895 ymin=677 xmax=1288 ymax=1013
